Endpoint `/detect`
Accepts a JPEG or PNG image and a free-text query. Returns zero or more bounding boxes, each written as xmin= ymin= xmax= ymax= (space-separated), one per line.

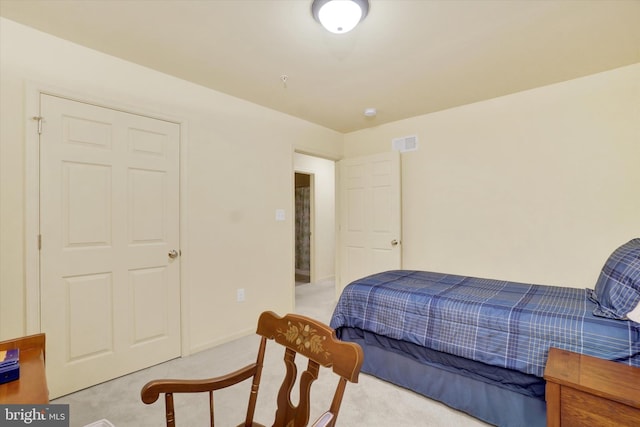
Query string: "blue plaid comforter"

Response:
xmin=330 ymin=270 xmax=640 ymax=377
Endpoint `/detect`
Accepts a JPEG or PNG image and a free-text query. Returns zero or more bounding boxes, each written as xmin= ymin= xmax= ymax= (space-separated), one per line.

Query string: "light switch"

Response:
xmin=275 ymin=209 xmax=286 ymax=221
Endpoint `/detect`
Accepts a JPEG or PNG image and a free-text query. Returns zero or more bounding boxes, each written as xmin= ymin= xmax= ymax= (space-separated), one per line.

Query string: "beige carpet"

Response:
xmin=53 ymin=279 xmax=489 ymax=427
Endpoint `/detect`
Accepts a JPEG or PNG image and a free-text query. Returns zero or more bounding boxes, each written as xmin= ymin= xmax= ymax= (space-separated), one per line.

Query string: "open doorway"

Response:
xmin=293 ymin=153 xmax=336 ymax=289
xmin=294 ymin=152 xmax=336 ymax=319
xmin=295 ymin=172 xmax=312 ymax=285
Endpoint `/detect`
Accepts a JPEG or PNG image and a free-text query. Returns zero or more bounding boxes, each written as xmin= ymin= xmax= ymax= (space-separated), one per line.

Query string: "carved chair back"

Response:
xmin=141 ymin=311 xmax=363 ymax=427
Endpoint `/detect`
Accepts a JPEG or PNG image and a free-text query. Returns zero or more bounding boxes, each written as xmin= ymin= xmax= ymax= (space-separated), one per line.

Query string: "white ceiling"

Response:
xmin=1 ymin=0 xmax=639 ymax=133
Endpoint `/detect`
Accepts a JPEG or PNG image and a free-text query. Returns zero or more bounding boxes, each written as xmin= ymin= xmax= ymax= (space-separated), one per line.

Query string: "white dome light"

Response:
xmin=312 ymin=0 xmax=370 ymax=34
xmin=364 ymin=108 xmax=377 ymax=117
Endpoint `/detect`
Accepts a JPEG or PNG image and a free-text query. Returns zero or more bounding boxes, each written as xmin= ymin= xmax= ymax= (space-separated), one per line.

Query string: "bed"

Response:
xmin=330 ymin=239 xmax=640 ymax=426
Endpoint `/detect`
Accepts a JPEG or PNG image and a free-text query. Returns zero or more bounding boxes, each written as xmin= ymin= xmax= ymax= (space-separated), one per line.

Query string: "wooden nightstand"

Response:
xmin=544 ymin=347 xmax=640 ymax=427
xmin=0 ymin=333 xmax=48 ymax=403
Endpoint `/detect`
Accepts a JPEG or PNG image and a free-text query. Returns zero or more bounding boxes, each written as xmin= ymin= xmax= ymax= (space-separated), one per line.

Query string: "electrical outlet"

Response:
xmin=237 ymin=288 xmax=245 ymax=302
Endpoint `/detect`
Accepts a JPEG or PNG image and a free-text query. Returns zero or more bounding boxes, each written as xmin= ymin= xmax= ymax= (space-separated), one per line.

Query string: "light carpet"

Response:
xmin=53 ymin=279 xmax=489 ymax=427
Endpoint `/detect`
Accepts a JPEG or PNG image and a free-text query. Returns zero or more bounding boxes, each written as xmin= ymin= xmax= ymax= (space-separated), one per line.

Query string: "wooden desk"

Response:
xmin=544 ymin=347 xmax=640 ymax=427
xmin=0 ymin=333 xmax=49 ymax=403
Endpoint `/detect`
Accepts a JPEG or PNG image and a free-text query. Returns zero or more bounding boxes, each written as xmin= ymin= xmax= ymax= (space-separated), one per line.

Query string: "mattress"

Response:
xmin=338 ymin=327 xmax=545 ymax=398
xmin=330 ymin=270 xmax=640 ymax=377
xmin=340 ymin=327 xmax=547 ymax=427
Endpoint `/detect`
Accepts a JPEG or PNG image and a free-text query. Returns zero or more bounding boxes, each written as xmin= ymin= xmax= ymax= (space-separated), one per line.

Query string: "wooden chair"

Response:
xmin=141 ymin=311 xmax=364 ymax=427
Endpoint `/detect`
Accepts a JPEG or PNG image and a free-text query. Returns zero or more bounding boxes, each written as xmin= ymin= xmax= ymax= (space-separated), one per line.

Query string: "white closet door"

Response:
xmin=39 ymin=94 xmax=181 ymax=397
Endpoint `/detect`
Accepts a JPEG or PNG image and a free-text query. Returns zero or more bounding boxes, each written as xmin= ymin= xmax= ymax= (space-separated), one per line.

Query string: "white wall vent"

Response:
xmin=392 ymin=135 xmax=418 ymax=152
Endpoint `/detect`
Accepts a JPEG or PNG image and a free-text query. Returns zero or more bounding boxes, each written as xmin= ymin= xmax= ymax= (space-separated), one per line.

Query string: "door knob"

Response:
xmin=391 ymin=239 xmax=399 ymax=246
xmin=168 ymin=249 xmax=179 ymax=259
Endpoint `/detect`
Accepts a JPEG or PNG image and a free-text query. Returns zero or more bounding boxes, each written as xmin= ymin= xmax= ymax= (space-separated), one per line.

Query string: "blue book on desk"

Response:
xmin=0 ymin=349 xmax=19 ymax=367
xmin=0 ymin=349 xmax=20 ymax=384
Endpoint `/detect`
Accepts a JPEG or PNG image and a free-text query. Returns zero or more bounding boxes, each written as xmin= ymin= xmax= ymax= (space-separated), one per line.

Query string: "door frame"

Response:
xmin=24 ymin=82 xmax=191 ymax=356
xmin=291 ymin=149 xmax=339 ymax=306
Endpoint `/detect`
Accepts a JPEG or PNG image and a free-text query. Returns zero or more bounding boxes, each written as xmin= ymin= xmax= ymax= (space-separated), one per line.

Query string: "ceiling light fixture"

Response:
xmin=311 ymin=0 xmax=370 ymax=34
xmin=364 ymin=107 xmax=377 ymax=117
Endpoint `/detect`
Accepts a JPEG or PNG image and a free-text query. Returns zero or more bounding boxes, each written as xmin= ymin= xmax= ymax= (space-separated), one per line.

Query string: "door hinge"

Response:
xmin=32 ymin=116 xmax=43 ymax=134
xmin=37 ymin=234 xmax=42 ymax=250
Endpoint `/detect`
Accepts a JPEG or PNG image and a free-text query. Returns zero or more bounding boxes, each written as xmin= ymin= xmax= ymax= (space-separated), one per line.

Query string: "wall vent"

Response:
xmin=392 ymin=135 xmax=418 ymax=152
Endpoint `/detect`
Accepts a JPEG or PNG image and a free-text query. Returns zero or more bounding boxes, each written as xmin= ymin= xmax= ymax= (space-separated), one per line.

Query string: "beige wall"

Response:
xmin=0 ymin=18 xmax=343 ymax=350
xmin=345 ymin=63 xmax=640 ymax=289
xmin=294 ymin=153 xmax=336 ymax=282
xmin=2 ymin=15 xmax=638 ymax=352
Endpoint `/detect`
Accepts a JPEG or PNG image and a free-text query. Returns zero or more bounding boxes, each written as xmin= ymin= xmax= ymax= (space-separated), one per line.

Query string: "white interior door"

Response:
xmin=338 ymin=151 xmax=401 ymax=290
xmin=39 ymin=94 xmax=181 ymax=398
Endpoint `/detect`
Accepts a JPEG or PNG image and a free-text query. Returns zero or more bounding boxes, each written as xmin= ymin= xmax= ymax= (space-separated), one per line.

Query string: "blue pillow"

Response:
xmin=589 ymin=238 xmax=640 ymax=321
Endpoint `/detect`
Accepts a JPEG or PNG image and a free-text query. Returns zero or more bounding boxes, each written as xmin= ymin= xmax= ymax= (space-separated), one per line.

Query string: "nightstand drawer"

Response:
xmin=561 ymin=386 xmax=640 ymax=427
xmin=544 ymin=348 xmax=640 ymax=427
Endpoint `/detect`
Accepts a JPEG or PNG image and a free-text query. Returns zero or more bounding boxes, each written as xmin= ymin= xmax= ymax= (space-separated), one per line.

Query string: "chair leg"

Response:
xmin=165 ymin=393 xmax=176 ymax=427
xmin=209 ymin=390 xmax=214 ymax=427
